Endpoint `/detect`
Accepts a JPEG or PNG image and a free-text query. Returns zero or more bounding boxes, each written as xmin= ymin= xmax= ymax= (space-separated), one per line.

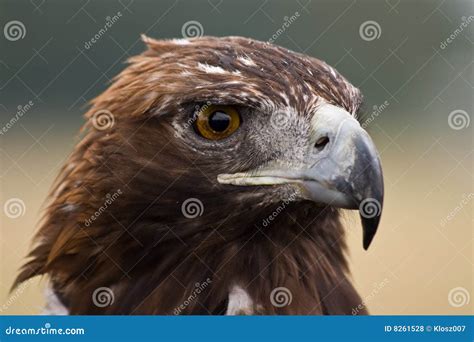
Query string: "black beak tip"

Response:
xmin=361 ymin=214 xmax=381 ymax=250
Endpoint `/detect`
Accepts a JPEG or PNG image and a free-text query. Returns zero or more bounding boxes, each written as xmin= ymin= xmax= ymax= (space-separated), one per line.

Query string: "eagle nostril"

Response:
xmin=314 ymin=136 xmax=330 ymax=151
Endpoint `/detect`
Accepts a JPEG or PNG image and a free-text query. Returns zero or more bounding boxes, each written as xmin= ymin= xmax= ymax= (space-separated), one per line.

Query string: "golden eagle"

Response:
xmin=15 ymin=36 xmax=383 ymax=315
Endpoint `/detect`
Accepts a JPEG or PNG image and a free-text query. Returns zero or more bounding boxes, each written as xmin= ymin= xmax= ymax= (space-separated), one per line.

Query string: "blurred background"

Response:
xmin=0 ymin=0 xmax=472 ymax=315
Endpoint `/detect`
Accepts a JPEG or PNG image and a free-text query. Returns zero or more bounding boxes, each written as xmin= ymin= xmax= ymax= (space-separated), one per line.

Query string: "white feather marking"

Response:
xmin=279 ymin=92 xmax=290 ymax=106
xmin=43 ymin=285 xmax=69 ymax=315
xmin=172 ymin=39 xmax=190 ymax=45
xmin=238 ymin=56 xmax=256 ymax=67
xmin=226 ymin=285 xmax=254 ymax=315
xmin=197 ymin=63 xmax=227 ymax=74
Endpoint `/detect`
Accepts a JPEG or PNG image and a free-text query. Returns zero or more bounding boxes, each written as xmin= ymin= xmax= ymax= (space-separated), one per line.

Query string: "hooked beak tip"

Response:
xmin=359 ymin=197 xmax=383 ymax=250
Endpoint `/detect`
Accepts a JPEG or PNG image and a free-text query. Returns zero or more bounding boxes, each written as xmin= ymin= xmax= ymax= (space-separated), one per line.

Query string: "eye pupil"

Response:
xmin=208 ymin=111 xmax=231 ymax=132
xmin=195 ymin=105 xmax=240 ymax=140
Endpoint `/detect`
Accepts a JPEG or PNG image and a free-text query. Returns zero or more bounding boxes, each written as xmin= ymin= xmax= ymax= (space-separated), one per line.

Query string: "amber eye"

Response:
xmin=195 ymin=105 xmax=241 ymax=140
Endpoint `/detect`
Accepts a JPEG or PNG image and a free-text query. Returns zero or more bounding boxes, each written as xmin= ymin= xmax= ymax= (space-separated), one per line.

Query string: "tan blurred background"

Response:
xmin=1 ymin=0 xmax=473 ymax=315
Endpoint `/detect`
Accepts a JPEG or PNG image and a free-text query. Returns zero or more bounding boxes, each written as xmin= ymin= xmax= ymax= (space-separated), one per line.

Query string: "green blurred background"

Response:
xmin=1 ymin=0 xmax=472 ymax=315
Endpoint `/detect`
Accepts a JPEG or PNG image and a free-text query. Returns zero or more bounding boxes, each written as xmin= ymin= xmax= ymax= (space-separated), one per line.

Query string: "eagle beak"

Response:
xmin=217 ymin=103 xmax=384 ymax=249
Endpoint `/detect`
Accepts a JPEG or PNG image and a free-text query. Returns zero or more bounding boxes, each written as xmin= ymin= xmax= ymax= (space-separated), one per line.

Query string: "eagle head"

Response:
xmin=16 ymin=36 xmax=383 ymax=315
